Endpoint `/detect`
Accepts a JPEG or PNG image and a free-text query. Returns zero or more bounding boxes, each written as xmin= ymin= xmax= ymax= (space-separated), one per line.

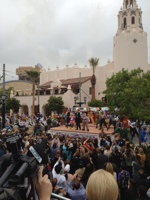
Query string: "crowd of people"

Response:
xmin=0 ymin=109 xmax=150 ymax=200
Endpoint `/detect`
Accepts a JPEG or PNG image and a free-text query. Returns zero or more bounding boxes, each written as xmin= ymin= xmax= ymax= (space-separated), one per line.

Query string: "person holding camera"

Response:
xmin=36 ymin=165 xmax=52 ymax=200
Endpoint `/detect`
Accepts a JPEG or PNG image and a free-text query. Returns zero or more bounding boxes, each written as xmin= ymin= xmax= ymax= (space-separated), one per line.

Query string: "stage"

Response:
xmin=49 ymin=124 xmax=114 ymax=138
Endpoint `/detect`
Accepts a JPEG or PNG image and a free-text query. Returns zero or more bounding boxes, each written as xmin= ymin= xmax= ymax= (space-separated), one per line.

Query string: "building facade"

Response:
xmin=4 ymin=0 xmax=149 ymax=116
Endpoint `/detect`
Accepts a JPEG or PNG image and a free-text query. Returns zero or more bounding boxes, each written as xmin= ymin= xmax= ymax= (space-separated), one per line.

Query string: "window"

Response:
xmin=124 ymin=18 xmax=127 ymax=28
xmin=131 ymin=16 xmax=135 ymax=24
xmin=89 ymin=87 xmax=92 ymax=95
xmin=126 ymin=0 xmax=128 ymax=7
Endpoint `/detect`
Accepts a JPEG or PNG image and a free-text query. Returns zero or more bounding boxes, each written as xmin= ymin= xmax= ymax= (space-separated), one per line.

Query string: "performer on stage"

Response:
xmin=81 ymin=111 xmax=89 ymax=131
xmin=75 ymin=109 xmax=81 ymax=130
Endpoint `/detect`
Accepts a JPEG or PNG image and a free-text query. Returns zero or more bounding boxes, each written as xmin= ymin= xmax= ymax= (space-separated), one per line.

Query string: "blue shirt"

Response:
xmin=66 ymin=181 xmax=86 ymax=200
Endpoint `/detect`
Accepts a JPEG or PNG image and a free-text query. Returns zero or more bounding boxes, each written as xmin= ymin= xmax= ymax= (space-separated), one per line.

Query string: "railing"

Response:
xmin=51 ymin=193 xmax=71 ymax=200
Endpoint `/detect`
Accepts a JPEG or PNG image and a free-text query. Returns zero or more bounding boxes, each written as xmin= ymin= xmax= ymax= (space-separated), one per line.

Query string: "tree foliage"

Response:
xmin=26 ymin=71 xmax=40 ymax=83
xmin=88 ymin=99 xmax=105 ymax=108
xmin=6 ymin=98 xmax=20 ymax=113
xmin=0 ymin=87 xmax=13 ymax=100
xmin=45 ymin=96 xmax=64 ymax=115
xmin=89 ymin=57 xmax=99 ymax=75
xmin=26 ymin=70 xmax=40 ymax=115
xmin=104 ymin=68 xmax=150 ymax=124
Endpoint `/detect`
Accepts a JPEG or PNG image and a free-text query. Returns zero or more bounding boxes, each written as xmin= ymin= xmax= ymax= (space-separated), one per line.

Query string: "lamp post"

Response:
xmin=2 ymin=94 xmax=6 ymax=129
xmin=2 ymin=64 xmax=6 ymax=129
xmin=37 ymin=83 xmax=40 ymax=113
xmin=74 ymin=96 xmax=86 ymax=107
xmin=73 ymin=73 xmax=87 ymax=107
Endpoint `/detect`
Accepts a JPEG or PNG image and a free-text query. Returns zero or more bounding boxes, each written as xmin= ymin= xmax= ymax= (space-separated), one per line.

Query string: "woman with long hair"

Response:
xmin=86 ymin=170 xmax=119 ymax=200
xmin=125 ymin=178 xmax=139 ymax=200
xmin=105 ymin=162 xmax=117 ymax=180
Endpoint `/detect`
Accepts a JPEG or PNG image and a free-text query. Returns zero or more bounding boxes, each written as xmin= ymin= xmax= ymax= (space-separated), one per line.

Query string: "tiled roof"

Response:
xmin=39 ymin=81 xmax=53 ymax=88
xmin=60 ymin=76 xmax=91 ymax=85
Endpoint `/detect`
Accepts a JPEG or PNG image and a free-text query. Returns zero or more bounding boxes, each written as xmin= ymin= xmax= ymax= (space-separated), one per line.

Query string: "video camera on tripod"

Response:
xmin=0 ymin=135 xmax=49 ymax=200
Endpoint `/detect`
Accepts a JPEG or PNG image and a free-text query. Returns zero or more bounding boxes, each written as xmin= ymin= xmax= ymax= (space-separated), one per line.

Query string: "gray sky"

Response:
xmin=0 ymin=0 xmax=150 ymax=81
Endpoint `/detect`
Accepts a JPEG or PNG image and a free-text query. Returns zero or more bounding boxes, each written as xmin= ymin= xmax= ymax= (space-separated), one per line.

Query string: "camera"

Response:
xmin=0 ymin=135 xmax=48 ymax=200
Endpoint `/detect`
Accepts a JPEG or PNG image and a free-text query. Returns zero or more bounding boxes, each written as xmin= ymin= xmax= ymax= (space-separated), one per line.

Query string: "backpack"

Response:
xmin=120 ymin=171 xmax=129 ymax=188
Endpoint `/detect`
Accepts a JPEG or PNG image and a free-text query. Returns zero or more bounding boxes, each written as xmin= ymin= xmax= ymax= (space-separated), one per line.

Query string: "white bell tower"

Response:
xmin=113 ymin=0 xmax=149 ymax=72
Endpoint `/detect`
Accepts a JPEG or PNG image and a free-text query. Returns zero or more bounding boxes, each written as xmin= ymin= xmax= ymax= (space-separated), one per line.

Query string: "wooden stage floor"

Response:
xmin=50 ymin=124 xmax=114 ymax=137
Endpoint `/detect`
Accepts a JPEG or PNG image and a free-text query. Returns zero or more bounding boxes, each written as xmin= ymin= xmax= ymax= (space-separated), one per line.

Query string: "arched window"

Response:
xmin=126 ymin=0 xmax=128 ymax=7
xmin=131 ymin=16 xmax=135 ymax=24
xmin=124 ymin=18 xmax=127 ymax=28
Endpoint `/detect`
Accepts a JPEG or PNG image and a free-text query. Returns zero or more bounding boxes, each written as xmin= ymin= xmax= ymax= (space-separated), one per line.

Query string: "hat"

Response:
xmin=64 ymin=164 xmax=70 ymax=172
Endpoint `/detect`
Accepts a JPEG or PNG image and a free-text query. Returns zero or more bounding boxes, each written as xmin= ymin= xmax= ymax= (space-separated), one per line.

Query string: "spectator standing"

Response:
xmin=125 ymin=179 xmax=140 ymax=200
xmin=118 ymin=163 xmax=130 ymax=200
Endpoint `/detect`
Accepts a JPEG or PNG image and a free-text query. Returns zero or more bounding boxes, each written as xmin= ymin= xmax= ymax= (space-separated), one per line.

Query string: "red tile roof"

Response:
xmin=39 ymin=81 xmax=53 ymax=88
xmin=60 ymin=76 xmax=91 ymax=86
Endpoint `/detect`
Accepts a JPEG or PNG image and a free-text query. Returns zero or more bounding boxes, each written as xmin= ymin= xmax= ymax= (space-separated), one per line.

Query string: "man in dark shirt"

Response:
xmin=75 ymin=109 xmax=81 ymax=130
xmin=97 ymin=148 xmax=108 ymax=169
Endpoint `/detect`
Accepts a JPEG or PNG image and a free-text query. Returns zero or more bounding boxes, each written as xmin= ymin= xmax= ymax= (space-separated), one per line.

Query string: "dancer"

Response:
xmin=81 ymin=111 xmax=89 ymax=131
xmin=68 ymin=112 xmax=76 ymax=129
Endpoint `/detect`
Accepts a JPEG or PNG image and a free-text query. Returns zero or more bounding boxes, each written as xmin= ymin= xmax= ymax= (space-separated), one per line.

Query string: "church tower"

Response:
xmin=113 ymin=0 xmax=149 ymax=72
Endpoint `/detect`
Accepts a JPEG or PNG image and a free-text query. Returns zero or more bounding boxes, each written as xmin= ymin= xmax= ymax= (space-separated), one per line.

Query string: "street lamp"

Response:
xmin=84 ymin=97 xmax=87 ymax=105
xmin=2 ymin=94 xmax=6 ymax=129
xmin=37 ymin=84 xmax=40 ymax=113
xmin=74 ymin=96 xmax=78 ymax=105
xmin=74 ymin=96 xmax=87 ymax=107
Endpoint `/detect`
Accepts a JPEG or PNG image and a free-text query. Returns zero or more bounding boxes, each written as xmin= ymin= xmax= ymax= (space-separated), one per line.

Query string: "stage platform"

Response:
xmin=49 ymin=124 xmax=114 ymax=138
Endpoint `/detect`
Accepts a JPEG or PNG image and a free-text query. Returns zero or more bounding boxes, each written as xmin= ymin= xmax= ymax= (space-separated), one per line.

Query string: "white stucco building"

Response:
xmin=6 ymin=0 xmax=149 ymax=115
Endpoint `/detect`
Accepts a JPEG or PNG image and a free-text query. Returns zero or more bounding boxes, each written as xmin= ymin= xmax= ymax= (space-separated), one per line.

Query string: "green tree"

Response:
xmin=0 ymin=87 xmax=13 ymax=100
xmin=89 ymin=57 xmax=99 ymax=100
xmin=26 ymin=70 xmax=40 ymax=116
xmin=6 ymin=98 xmax=20 ymax=113
xmin=104 ymin=68 xmax=150 ymax=146
xmin=88 ymin=99 xmax=105 ymax=108
xmin=45 ymin=96 xmax=64 ymax=115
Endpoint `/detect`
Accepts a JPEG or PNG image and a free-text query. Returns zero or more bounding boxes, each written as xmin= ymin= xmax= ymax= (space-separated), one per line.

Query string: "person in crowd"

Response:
xmin=125 ymin=178 xmax=140 ymax=200
xmin=140 ymin=127 xmax=147 ymax=143
xmin=138 ymin=148 xmax=146 ymax=168
xmin=122 ymin=148 xmax=135 ymax=177
xmin=99 ymin=111 xmax=108 ymax=130
xmin=131 ymin=153 xmax=142 ymax=179
xmin=75 ymin=160 xmax=85 ymax=179
xmin=52 ymin=158 xmax=66 ymax=190
xmin=47 ymin=116 xmax=52 ymax=130
xmin=95 ymin=111 xmax=100 ymax=128
xmin=50 ymin=137 xmax=61 ymax=166
xmin=105 ymin=162 xmax=117 ymax=180
xmin=65 ymin=176 xmax=86 ymax=200
xmin=118 ymin=162 xmax=130 ymax=200
xmin=134 ymin=169 xmax=150 ymax=190
xmin=115 ymin=118 xmax=124 ymax=134
xmin=97 ymin=148 xmax=108 ymax=169
xmin=107 ymin=112 xmax=115 ymax=130
xmin=62 ymin=110 xmax=66 ymax=126
xmin=81 ymin=161 xmax=94 ymax=188
xmin=86 ymin=169 xmax=119 ymax=200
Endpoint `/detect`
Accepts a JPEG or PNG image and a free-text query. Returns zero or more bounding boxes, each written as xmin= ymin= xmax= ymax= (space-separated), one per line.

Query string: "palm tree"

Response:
xmin=26 ymin=70 xmax=40 ymax=116
xmin=89 ymin=57 xmax=99 ymax=99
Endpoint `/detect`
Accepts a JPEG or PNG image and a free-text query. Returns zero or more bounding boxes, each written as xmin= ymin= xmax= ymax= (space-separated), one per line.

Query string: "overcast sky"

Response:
xmin=0 ymin=0 xmax=150 ymax=81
